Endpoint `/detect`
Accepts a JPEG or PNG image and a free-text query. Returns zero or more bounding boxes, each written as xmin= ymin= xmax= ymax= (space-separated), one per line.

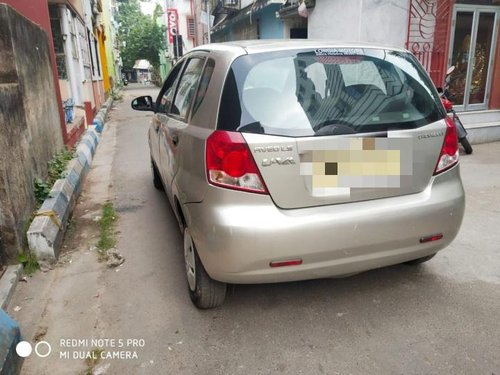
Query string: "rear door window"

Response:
xmin=217 ymin=48 xmax=445 ymax=137
xmin=171 ymin=57 xmax=205 ymax=120
xmin=191 ymin=58 xmax=215 ymax=117
xmin=157 ymin=61 xmax=184 ymax=113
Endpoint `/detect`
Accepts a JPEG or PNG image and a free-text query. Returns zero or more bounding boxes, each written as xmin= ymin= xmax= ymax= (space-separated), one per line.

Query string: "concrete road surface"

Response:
xmin=9 ymin=84 xmax=500 ymax=375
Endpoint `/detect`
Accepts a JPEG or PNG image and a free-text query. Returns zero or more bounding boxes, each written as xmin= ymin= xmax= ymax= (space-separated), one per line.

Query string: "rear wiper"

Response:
xmin=314 ymin=123 xmax=356 ymax=136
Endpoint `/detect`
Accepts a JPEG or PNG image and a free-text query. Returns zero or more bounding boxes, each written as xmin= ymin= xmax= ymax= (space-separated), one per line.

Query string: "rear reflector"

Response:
xmin=419 ymin=233 xmax=443 ymax=243
xmin=206 ymin=131 xmax=268 ymax=194
xmin=269 ymin=259 xmax=303 ymax=268
xmin=433 ymin=117 xmax=459 ymax=175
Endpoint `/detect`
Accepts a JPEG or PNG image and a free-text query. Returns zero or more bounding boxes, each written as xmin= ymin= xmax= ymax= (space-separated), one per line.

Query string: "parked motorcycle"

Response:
xmin=438 ymin=66 xmax=473 ymax=154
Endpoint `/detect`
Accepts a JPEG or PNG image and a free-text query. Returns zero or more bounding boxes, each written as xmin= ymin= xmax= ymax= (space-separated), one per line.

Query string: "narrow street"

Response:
xmin=9 ymin=84 xmax=500 ymax=375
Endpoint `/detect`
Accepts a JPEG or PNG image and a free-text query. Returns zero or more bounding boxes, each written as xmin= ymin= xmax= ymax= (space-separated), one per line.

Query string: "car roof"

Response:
xmin=191 ymin=39 xmax=408 ymax=55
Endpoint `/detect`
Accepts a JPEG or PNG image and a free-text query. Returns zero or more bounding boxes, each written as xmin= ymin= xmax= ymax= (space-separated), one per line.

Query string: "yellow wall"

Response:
xmin=102 ymin=0 xmax=117 ymax=87
xmin=97 ymin=28 xmax=111 ymax=93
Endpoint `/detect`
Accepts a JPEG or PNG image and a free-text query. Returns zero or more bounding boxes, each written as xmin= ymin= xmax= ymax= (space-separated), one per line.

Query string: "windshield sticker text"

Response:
xmin=315 ymin=48 xmax=363 ymax=56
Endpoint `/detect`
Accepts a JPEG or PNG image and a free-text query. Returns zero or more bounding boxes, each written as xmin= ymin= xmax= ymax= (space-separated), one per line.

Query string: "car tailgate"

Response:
xmin=243 ymin=120 xmax=447 ymax=209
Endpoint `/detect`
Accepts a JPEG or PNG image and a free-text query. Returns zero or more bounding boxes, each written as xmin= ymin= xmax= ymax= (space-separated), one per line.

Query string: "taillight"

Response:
xmin=206 ymin=131 xmax=268 ymax=194
xmin=440 ymin=97 xmax=453 ymax=112
xmin=433 ymin=117 xmax=459 ymax=175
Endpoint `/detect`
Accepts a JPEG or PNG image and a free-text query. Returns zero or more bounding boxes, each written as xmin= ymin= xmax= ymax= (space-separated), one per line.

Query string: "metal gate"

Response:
xmin=406 ymin=0 xmax=453 ymax=86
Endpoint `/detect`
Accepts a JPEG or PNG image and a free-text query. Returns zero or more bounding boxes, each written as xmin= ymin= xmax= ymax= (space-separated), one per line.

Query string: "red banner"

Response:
xmin=166 ymin=8 xmax=178 ymax=44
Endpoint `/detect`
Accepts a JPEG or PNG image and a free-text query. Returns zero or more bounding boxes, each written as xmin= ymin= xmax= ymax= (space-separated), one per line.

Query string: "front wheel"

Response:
xmin=184 ymin=228 xmax=226 ymax=309
xmin=460 ymin=137 xmax=473 ymax=155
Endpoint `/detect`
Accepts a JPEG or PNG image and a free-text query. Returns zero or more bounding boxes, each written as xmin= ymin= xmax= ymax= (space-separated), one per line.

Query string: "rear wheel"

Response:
xmin=184 ymin=228 xmax=226 ymax=309
xmin=460 ymin=137 xmax=473 ymax=155
xmin=404 ymin=253 xmax=436 ymax=265
xmin=151 ymin=159 xmax=164 ymax=191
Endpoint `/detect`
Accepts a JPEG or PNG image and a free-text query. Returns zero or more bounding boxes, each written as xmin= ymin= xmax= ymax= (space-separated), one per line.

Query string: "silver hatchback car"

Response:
xmin=132 ymin=40 xmax=465 ymax=309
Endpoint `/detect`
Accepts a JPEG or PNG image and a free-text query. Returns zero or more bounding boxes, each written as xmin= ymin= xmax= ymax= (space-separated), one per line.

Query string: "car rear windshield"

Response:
xmin=217 ymin=48 xmax=445 ymax=137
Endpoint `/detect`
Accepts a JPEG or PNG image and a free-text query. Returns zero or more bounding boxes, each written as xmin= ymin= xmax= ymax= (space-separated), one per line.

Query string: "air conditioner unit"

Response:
xmin=224 ymin=0 xmax=238 ymax=7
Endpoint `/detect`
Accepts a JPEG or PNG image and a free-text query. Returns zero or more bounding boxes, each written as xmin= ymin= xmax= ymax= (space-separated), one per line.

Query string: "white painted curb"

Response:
xmin=27 ymin=99 xmax=113 ymax=261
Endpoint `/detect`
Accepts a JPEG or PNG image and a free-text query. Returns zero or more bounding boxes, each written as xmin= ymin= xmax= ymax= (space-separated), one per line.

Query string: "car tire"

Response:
xmin=151 ymin=159 xmax=164 ymax=191
xmin=184 ymin=228 xmax=226 ymax=309
xmin=460 ymin=137 xmax=473 ymax=155
xmin=404 ymin=253 xmax=436 ymax=265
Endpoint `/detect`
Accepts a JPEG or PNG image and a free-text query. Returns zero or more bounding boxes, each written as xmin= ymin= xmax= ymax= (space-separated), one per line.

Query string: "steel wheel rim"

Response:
xmin=184 ymin=229 xmax=196 ymax=291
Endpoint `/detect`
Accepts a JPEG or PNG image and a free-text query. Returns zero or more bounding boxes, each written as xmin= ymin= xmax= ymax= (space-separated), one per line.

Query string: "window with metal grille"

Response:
xmin=87 ymin=29 xmax=102 ymax=80
xmin=49 ymin=5 xmax=67 ymax=79
xmin=77 ymin=21 xmax=92 ymax=80
xmin=187 ymin=17 xmax=196 ymax=39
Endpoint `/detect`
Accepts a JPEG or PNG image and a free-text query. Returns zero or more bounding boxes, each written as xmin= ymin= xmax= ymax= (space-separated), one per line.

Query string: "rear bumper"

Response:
xmin=183 ymin=166 xmax=465 ymax=284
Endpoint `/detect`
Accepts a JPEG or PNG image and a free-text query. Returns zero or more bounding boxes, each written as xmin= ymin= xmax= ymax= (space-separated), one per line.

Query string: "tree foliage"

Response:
xmin=117 ymin=0 xmax=166 ymax=70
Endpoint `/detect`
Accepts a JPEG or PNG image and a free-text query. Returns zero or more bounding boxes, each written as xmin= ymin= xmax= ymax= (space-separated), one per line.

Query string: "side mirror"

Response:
xmin=131 ymin=96 xmax=154 ymax=111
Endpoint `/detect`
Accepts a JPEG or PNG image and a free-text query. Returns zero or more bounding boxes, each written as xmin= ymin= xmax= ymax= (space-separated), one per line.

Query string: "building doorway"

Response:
xmin=448 ymin=5 xmax=499 ymax=111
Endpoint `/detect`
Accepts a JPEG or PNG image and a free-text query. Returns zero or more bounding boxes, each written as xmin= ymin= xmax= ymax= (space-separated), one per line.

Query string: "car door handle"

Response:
xmin=153 ymin=118 xmax=160 ymax=133
xmin=172 ymin=134 xmax=179 ymax=146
